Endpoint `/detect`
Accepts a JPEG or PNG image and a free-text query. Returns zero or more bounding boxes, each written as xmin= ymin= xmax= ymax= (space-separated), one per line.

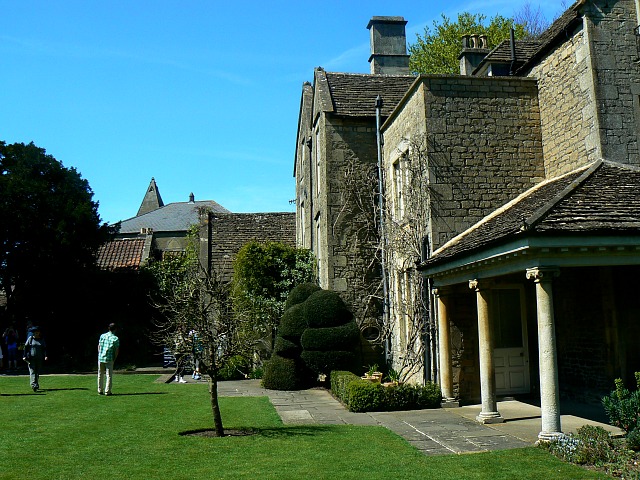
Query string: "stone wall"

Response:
xmin=321 ymin=115 xmax=383 ymax=332
xmin=204 ymin=212 xmax=296 ymax=282
xmin=586 ymin=0 xmax=640 ymax=165
xmin=528 ymin=23 xmax=598 ymax=177
xmin=385 ymin=76 xmax=545 ymax=252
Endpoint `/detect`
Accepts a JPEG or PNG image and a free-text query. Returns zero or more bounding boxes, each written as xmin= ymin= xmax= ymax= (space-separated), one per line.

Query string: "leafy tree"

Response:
xmin=232 ymin=241 xmax=316 ymax=355
xmin=408 ymin=12 xmax=526 ymax=74
xmin=0 ymin=141 xmax=111 ymax=323
xmin=146 ymin=231 xmax=262 ymax=437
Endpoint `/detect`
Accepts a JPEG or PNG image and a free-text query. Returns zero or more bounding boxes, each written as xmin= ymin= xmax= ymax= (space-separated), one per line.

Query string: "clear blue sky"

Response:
xmin=1 ymin=0 xmax=561 ymax=225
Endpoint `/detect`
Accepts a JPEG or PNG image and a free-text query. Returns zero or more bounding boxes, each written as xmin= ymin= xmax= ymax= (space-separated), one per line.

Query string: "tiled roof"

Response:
xmin=96 ymin=238 xmax=146 ymax=270
xmin=423 ymin=161 xmax=640 ymax=267
xmin=319 ymin=70 xmax=416 ymax=117
xmin=209 ymin=212 xmax=296 ymax=282
xmin=474 ymin=40 xmax=542 ymax=73
xmin=118 ymin=200 xmax=230 ymax=234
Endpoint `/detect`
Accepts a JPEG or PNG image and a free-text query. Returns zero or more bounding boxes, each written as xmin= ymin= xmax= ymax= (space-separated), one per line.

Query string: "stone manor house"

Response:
xmin=294 ymin=0 xmax=640 ymax=441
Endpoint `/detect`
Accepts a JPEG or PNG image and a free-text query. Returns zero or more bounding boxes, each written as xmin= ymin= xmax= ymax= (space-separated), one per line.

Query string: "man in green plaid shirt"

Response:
xmin=97 ymin=323 xmax=120 ymax=396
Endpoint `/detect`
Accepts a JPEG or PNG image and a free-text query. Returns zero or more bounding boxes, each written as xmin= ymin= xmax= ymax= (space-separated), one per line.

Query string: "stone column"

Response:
xmin=469 ymin=279 xmax=503 ymax=424
xmin=526 ymin=267 xmax=562 ymax=442
xmin=434 ymin=288 xmax=457 ymax=406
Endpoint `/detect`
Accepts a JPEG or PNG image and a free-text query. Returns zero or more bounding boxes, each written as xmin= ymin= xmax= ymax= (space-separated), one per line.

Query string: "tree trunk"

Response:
xmin=208 ymin=370 xmax=225 ymax=437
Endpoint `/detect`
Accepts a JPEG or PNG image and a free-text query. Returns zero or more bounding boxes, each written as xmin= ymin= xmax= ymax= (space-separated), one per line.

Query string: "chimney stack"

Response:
xmin=367 ymin=16 xmax=410 ymax=75
xmin=459 ymin=34 xmax=490 ymax=75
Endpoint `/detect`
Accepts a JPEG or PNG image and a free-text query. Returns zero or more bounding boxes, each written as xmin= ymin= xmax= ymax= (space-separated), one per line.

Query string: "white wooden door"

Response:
xmin=492 ymin=288 xmax=530 ymax=395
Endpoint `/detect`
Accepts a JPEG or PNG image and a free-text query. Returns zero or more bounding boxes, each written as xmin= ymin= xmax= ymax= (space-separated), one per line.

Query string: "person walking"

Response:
xmin=97 ymin=323 xmax=120 ymax=396
xmin=23 ymin=326 xmax=47 ymax=392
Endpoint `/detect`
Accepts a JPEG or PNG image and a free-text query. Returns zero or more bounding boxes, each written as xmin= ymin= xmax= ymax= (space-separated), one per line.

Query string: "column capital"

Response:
xmin=432 ymin=286 xmax=452 ymax=297
xmin=526 ymin=267 xmax=560 ymax=283
xmin=469 ymin=279 xmax=491 ymax=291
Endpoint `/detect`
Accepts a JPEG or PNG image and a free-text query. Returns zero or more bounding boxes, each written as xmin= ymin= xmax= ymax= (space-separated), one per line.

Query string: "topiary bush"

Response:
xmin=300 ymin=350 xmax=357 ymax=377
xmin=303 ymin=290 xmax=353 ymax=328
xmin=300 ymin=322 xmax=361 ymax=351
xmin=262 ymin=354 xmax=306 ymax=391
xmin=273 ymin=336 xmax=301 ymax=358
xmin=284 ymin=283 xmax=321 ymax=311
xmin=278 ymin=303 xmax=307 ymax=341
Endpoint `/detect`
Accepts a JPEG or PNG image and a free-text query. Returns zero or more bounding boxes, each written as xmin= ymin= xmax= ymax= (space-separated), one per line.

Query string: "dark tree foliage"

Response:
xmin=0 ymin=141 xmax=112 ymax=366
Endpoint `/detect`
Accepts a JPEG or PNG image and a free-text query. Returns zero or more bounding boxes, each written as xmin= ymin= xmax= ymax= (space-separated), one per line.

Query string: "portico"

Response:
xmin=420 ymin=161 xmax=640 ymax=441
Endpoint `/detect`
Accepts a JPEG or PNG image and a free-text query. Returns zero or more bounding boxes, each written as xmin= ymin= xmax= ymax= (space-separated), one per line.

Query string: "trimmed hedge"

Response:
xmin=262 ymin=354 xmax=306 ymax=390
xmin=300 ymin=321 xmax=360 ymax=351
xmin=278 ymin=303 xmax=307 ymax=340
xmin=330 ymin=370 xmax=443 ymax=413
xmin=304 ymin=290 xmax=352 ymax=328
xmin=284 ymin=283 xmax=321 ymax=311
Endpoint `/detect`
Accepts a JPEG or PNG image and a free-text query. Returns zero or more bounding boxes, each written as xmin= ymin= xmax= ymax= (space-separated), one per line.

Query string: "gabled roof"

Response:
xmin=421 ymin=161 xmax=640 ymax=268
xmin=119 ymin=200 xmax=230 ymax=235
xmin=316 ymin=69 xmax=416 ymax=117
xmin=96 ymin=238 xmax=147 ymax=270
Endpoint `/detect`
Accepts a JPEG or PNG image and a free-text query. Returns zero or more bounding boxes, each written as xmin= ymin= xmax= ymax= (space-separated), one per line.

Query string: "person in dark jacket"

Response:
xmin=23 ymin=326 xmax=47 ymax=392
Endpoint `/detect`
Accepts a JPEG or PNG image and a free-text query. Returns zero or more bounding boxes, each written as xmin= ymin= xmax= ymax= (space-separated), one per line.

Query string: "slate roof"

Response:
xmin=118 ymin=200 xmax=230 ymax=234
xmin=318 ymin=70 xmax=416 ymax=117
xmin=96 ymin=238 xmax=146 ymax=270
xmin=422 ymin=161 xmax=640 ymax=268
xmin=209 ymin=212 xmax=296 ymax=282
xmin=474 ymin=40 xmax=542 ymax=74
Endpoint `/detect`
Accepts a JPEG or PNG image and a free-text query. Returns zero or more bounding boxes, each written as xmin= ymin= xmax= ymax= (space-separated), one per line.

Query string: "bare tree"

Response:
xmin=513 ymin=2 xmax=551 ymax=39
xmin=148 ymin=246 xmax=262 ymax=437
xmin=381 ymin=134 xmax=437 ymax=383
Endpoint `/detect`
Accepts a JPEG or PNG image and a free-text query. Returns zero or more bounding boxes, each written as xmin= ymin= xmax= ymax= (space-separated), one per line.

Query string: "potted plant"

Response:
xmin=362 ymin=364 xmax=383 ymax=382
xmin=383 ymin=368 xmax=401 ymax=387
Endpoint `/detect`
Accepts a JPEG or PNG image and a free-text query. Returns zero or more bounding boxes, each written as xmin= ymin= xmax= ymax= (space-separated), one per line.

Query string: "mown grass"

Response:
xmin=0 ymin=374 xmax=607 ymax=479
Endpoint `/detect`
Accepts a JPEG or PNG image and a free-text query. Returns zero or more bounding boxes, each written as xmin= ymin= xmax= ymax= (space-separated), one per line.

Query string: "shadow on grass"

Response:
xmin=179 ymin=425 xmax=338 ymax=439
xmin=0 ymin=392 xmax=47 ymax=396
xmin=110 ymin=392 xmax=169 ymax=396
xmin=39 ymin=388 xmax=90 ymax=392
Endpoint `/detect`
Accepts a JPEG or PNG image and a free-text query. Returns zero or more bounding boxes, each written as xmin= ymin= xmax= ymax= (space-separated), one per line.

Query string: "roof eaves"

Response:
xmin=515 ymin=0 xmax=585 ymax=75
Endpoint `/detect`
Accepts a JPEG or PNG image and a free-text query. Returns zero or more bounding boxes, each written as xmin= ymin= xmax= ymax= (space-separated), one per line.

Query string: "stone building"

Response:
xmin=295 ymin=17 xmax=414 ymax=359
xmin=295 ymin=0 xmax=640 ymax=440
xmin=102 ymin=178 xmax=295 ymax=276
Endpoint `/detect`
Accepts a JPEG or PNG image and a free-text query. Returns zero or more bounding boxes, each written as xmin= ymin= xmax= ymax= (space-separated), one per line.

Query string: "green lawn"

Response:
xmin=0 ymin=374 xmax=607 ymax=480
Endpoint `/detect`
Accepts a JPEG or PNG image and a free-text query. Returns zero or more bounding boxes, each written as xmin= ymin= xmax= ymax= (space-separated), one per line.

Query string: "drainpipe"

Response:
xmin=375 ymin=95 xmax=390 ymax=362
xmin=509 ymin=27 xmax=517 ymax=76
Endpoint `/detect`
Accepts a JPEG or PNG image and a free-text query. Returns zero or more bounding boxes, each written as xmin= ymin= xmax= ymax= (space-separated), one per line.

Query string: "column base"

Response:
xmin=536 ymin=431 xmax=564 ymax=444
xmin=441 ymin=398 xmax=460 ymax=408
xmin=476 ymin=411 xmax=505 ymax=424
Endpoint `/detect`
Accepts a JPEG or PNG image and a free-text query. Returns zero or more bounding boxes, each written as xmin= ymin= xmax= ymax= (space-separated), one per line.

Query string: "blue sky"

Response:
xmin=1 ymin=0 xmax=561 ymax=225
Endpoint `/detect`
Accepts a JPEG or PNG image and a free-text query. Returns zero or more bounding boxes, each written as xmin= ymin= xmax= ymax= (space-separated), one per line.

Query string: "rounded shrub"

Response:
xmin=285 ymin=283 xmax=321 ymax=311
xmin=303 ymin=290 xmax=352 ymax=328
xmin=300 ymin=321 xmax=360 ymax=351
xmin=278 ymin=303 xmax=307 ymax=341
xmin=273 ymin=336 xmax=301 ymax=358
xmin=301 ymin=350 xmax=356 ymax=375
xmin=262 ymin=354 xmax=305 ymax=390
